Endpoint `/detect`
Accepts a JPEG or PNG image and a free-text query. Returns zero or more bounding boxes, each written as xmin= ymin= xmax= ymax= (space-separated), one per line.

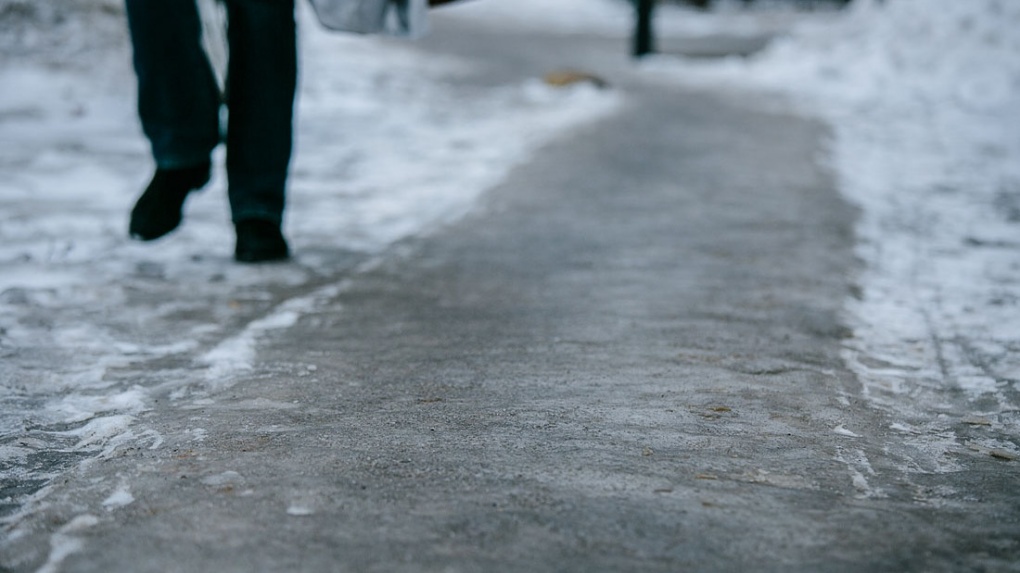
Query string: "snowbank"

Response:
xmin=645 ymin=0 xmax=1020 ymax=441
xmin=739 ymin=0 xmax=1020 ymax=409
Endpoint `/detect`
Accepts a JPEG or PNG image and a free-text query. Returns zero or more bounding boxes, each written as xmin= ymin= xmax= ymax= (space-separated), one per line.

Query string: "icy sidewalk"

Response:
xmin=2 ymin=10 xmax=1019 ymax=572
xmin=636 ymin=0 xmax=1020 ymax=465
xmin=2 ymin=2 xmax=1020 ymax=571
xmin=0 ymin=1 xmax=619 ymax=526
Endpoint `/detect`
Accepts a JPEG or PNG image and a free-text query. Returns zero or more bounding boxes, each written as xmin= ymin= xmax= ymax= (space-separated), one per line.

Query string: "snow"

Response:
xmin=635 ymin=0 xmax=1020 ymax=431
xmin=101 ymin=485 xmax=135 ymax=510
xmin=286 ymin=505 xmax=317 ymax=517
xmin=35 ymin=514 xmax=100 ymax=573
xmin=0 ymin=0 xmax=620 ymax=513
xmin=833 ymin=425 xmax=862 ymax=438
xmin=199 ymin=282 xmax=339 ymax=385
xmin=200 ymin=471 xmax=245 ymax=488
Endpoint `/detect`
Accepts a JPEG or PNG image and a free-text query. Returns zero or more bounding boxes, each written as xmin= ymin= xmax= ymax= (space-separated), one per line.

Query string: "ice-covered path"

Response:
xmin=0 ymin=0 xmax=620 ymax=525
xmin=635 ymin=0 xmax=1020 ymax=471
xmin=2 ymin=1 xmax=1019 ymax=571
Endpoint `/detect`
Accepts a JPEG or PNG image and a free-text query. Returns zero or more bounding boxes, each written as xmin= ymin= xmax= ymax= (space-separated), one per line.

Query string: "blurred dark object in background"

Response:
xmin=634 ymin=0 xmax=655 ymax=57
xmin=632 ymin=0 xmax=850 ymax=59
xmin=666 ymin=0 xmax=851 ymax=9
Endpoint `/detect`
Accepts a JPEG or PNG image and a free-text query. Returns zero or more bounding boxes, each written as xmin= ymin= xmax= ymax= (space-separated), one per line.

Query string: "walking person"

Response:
xmin=125 ymin=0 xmax=296 ymax=263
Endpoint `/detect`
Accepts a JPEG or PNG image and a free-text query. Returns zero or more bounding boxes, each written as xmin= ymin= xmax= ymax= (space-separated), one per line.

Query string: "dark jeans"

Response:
xmin=125 ymin=0 xmax=297 ymax=225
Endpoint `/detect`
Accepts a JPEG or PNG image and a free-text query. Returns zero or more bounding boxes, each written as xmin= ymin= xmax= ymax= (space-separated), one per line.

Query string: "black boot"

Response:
xmin=129 ymin=162 xmax=211 ymax=241
xmin=234 ymin=219 xmax=290 ymax=263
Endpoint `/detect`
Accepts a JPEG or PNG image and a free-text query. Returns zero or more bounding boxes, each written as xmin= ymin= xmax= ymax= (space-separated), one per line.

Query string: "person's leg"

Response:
xmin=223 ymin=0 xmax=297 ymax=223
xmin=125 ymin=0 xmax=221 ymax=240
xmin=223 ymin=0 xmax=297 ymax=262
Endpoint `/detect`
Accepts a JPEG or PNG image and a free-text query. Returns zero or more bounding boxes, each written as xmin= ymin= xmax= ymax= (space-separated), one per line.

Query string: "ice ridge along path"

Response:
xmin=4 ymin=9 xmax=1020 ymax=572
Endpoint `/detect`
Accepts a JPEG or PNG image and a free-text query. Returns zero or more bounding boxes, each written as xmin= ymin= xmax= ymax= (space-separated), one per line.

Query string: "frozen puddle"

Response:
xmin=0 ymin=1 xmax=620 ymax=526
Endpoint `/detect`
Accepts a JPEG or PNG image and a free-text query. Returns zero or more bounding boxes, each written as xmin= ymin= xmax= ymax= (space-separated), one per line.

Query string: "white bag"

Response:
xmin=307 ymin=0 xmax=429 ymax=37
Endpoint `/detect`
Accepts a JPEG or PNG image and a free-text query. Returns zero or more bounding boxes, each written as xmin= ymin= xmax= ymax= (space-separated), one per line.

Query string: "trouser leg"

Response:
xmin=223 ymin=0 xmax=298 ymax=225
xmin=125 ymin=0 xmax=221 ymax=169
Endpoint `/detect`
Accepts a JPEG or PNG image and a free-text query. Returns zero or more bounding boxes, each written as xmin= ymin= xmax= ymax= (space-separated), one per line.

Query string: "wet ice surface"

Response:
xmin=635 ymin=0 xmax=1020 ymax=467
xmin=0 ymin=0 xmax=620 ymax=520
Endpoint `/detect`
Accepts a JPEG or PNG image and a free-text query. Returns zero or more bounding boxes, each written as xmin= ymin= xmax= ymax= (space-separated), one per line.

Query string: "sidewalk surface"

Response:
xmin=2 ymin=14 xmax=1018 ymax=573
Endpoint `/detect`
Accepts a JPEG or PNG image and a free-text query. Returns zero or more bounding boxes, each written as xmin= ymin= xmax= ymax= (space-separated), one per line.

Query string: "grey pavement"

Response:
xmin=3 ymin=16 xmax=1019 ymax=573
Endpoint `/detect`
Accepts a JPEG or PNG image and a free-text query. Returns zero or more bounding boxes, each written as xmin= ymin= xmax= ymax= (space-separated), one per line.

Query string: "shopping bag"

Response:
xmin=307 ymin=0 xmax=429 ymax=37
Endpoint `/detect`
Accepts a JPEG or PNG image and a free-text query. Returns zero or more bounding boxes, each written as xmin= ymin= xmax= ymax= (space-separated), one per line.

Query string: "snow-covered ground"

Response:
xmin=2 ymin=0 xmax=1018 ymax=528
xmin=0 ymin=0 xmax=621 ymax=518
xmin=633 ymin=0 xmax=1020 ymax=464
